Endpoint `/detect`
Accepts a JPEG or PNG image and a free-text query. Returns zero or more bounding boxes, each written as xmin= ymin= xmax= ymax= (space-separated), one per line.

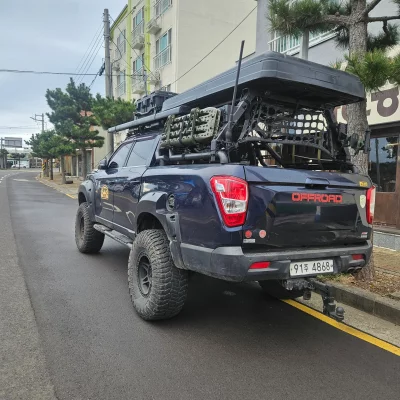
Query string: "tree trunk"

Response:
xmin=50 ymin=158 xmax=54 ymax=181
xmin=60 ymin=156 xmax=66 ymax=184
xmin=44 ymin=158 xmax=49 ymax=177
xmin=81 ymin=148 xmax=87 ymax=180
xmin=347 ymin=3 xmax=375 ymax=281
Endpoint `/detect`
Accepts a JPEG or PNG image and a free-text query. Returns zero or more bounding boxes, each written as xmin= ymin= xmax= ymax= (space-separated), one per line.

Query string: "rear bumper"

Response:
xmin=180 ymin=241 xmax=372 ymax=282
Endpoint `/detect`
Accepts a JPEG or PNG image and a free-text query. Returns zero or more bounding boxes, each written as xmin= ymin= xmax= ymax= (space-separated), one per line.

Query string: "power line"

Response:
xmin=0 ymin=69 xmax=135 ymax=78
xmin=0 ymin=126 xmax=39 ymax=129
xmin=77 ymin=33 xmax=104 ymax=84
xmin=75 ymin=22 xmax=103 ymax=74
xmin=76 ymin=27 xmax=104 ymax=80
xmin=170 ymin=6 xmax=257 ymax=87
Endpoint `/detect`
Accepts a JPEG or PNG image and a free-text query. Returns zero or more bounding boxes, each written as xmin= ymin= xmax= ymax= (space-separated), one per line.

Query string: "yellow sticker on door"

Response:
xmin=101 ymin=185 xmax=109 ymax=200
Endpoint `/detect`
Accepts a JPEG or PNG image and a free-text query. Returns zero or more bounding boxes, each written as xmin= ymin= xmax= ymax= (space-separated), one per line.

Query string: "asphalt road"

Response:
xmin=3 ymin=171 xmax=400 ymax=400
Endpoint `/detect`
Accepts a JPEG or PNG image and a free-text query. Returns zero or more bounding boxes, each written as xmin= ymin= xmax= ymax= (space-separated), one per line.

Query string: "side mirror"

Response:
xmin=98 ymin=158 xmax=107 ymax=170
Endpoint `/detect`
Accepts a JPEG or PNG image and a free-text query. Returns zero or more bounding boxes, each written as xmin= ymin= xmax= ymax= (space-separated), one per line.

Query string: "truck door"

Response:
xmin=112 ymin=135 xmax=158 ymax=236
xmin=94 ymin=142 xmax=132 ymax=227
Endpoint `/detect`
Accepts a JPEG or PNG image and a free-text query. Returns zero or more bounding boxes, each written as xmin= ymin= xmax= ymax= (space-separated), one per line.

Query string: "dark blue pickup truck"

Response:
xmin=75 ymin=52 xmax=374 ymax=321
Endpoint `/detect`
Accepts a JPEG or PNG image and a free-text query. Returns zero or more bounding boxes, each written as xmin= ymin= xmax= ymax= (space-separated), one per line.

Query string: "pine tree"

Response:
xmin=92 ymin=94 xmax=136 ymax=130
xmin=46 ymin=79 xmax=104 ymax=179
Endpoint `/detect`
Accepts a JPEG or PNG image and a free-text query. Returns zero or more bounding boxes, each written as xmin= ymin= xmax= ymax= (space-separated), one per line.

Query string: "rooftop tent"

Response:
xmin=161 ymin=51 xmax=365 ymax=111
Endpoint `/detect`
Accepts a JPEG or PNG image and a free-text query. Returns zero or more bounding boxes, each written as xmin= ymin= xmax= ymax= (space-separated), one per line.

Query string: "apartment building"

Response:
xmin=109 ymin=0 xmax=256 ymax=101
xmin=265 ymin=0 xmax=400 ymax=229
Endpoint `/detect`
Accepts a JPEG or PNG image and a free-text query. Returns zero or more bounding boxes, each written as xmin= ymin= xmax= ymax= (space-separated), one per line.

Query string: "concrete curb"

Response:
xmin=329 ymin=282 xmax=400 ymax=325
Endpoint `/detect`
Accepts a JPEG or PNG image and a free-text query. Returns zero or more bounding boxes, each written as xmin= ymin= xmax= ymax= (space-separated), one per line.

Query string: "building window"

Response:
xmin=133 ymin=54 xmax=144 ymax=76
xmin=117 ymin=70 xmax=126 ymax=97
xmin=268 ymin=30 xmax=336 ymax=55
xmin=369 ymin=135 xmax=399 ymax=192
xmin=155 ymin=29 xmax=172 ymax=69
xmin=155 ymin=0 xmax=172 ymax=18
xmin=117 ymin=30 xmax=126 ymax=55
xmin=132 ymin=7 xmax=145 ymax=39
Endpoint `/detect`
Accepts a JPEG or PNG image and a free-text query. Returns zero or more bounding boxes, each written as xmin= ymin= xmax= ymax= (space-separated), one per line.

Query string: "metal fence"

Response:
xmin=154 ymin=45 xmax=171 ymax=70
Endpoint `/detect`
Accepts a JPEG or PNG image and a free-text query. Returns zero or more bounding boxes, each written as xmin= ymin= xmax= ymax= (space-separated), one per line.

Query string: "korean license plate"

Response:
xmin=289 ymin=260 xmax=334 ymax=277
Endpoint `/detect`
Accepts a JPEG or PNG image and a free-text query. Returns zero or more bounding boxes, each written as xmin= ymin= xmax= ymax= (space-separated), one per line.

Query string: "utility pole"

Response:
xmin=30 ymin=113 xmax=45 ymax=133
xmin=104 ymin=8 xmax=114 ymax=154
xmin=255 ymin=0 xmax=270 ymax=55
xmin=143 ymin=69 xmax=148 ymax=96
xmin=31 ymin=113 xmax=47 ymax=175
xmin=299 ymin=30 xmax=309 ymax=60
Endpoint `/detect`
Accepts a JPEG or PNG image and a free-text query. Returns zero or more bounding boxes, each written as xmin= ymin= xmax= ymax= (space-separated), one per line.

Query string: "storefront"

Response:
xmin=336 ymin=84 xmax=400 ymax=228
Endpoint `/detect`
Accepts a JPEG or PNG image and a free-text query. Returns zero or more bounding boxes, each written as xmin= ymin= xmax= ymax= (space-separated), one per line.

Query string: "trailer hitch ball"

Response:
xmin=336 ymin=306 xmax=345 ymax=321
xmin=303 ymin=289 xmax=311 ymax=301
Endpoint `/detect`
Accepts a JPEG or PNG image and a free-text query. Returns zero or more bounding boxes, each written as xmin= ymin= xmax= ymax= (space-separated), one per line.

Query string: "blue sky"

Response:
xmin=0 ymin=0 xmax=127 ymax=145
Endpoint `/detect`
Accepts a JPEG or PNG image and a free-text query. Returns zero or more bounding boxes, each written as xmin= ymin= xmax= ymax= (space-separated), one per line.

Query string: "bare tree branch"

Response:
xmin=364 ymin=0 xmax=384 ymax=15
xmin=368 ymin=16 xmax=400 ymax=22
xmin=322 ymin=15 xmax=351 ymax=26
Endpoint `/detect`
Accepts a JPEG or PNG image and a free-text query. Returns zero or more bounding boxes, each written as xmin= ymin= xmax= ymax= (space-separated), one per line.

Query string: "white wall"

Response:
xmin=175 ymin=0 xmax=256 ymax=93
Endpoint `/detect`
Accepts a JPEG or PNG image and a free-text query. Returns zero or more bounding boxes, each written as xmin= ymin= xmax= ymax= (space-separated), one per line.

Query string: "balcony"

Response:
xmin=268 ymin=30 xmax=336 ymax=55
xmin=154 ymin=46 xmax=171 ymax=70
xmin=132 ymin=21 xmax=145 ymax=50
xmin=146 ymin=18 xmax=161 ymax=34
xmin=132 ymin=69 xmax=146 ymax=94
xmin=154 ymin=0 xmax=172 ymax=18
xmin=147 ymin=70 xmax=161 ymax=85
xmin=116 ymin=81 xmax=126 ymax=98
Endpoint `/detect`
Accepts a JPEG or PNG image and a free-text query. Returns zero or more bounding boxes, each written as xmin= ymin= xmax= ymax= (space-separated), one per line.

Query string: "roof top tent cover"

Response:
xmin=161 ymin=51 xmax=365 ymax=112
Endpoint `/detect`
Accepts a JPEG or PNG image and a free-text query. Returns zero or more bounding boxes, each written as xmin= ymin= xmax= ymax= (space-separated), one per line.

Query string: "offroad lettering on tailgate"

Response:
xmin=292 ymin=193 xmax=343 ymax=203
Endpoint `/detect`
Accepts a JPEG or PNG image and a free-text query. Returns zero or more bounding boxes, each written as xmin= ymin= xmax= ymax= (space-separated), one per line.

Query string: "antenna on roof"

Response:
xmin=225 ymin=40 xmax=245 ymax=144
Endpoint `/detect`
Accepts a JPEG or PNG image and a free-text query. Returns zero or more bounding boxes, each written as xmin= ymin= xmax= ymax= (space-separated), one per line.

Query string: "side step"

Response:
xmin=93 ymin=224 xmax=133 ymax=249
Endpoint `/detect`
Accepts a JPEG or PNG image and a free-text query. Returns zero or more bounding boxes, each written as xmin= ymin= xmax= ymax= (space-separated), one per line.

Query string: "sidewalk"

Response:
xmin=37 ymin=172 xmax=80 ymax=199
xmin=374 ymin=225 xmax=400 ymax=251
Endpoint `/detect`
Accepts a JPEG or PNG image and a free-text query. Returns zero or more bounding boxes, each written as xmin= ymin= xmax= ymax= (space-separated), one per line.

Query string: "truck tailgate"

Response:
xmin=243 ymin=166 xmax=372 ymax=249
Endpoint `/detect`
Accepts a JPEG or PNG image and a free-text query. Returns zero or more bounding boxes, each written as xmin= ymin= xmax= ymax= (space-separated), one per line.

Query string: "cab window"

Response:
xmin=108 ymin=143 xmax=132 ymax=169
xmin=126 ymin=137 xmax=156 ymax=167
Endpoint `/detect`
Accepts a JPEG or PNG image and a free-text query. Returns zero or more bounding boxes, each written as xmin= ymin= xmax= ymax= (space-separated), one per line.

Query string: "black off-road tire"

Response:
xmin=259 ymin=280 xmax=304 ymax=299
xmin=128 ymin=229 xmax=188 ymax=321
xmin=75 ymin=202 xmax=105 ymax=254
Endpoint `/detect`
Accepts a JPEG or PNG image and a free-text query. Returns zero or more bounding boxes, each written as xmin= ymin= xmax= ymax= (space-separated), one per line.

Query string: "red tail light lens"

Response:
xmin=366 ymin=186 xmax=376 ymax=225
xmin=249 ymin=261 xmax=270 ymax=270
xmin=352 ymin=254 xmax=364 ymax=261
xmin=210 ymin=176 xmax=249 ymax=227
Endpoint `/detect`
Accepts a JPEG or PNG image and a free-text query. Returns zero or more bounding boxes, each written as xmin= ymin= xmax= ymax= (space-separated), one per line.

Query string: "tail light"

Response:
xmin=249 ymin=261 xmax=270 ymax=270
xmin=366 ymin=186 xmax=376 ymax=225
xmin=210 ymin=176 xmax=248 ymax=227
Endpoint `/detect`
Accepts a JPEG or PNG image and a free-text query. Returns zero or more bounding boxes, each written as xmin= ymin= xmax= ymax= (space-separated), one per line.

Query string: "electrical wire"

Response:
xmin=76 ymin=28 xmax=104 ymax=82
xmin=0 ymin=126 xmax=39 ymax=129
xmin=75 ymin=22 xmax=103 ymax=74
xmin=0 ymin=69 xmax=141 ymax=78
xmin=109 ymin=14 xmax=158 ymax=81
xmin=170 ymin=6 xmax=257 ymax=87
xmin=78 ymin=34 xmax=104 ymax=84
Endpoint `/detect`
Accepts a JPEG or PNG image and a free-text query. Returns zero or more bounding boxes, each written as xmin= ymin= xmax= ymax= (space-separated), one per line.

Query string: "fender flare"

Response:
xmin=136 ymin=192 xmax=186 ymax=269
xmin=78 ymin=181 xmax=96 ymax=221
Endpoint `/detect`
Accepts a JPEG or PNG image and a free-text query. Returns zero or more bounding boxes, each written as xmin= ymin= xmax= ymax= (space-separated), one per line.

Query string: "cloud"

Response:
xmin=0 ymin=0 xmax=126 ymax=142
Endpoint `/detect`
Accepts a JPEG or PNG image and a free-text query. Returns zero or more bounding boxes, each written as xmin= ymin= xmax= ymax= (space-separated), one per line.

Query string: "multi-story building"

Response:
xmin=109 ymin=0 xmax=257 ymax=101
xmin=264 ymin=0 xmax=400 ymax=231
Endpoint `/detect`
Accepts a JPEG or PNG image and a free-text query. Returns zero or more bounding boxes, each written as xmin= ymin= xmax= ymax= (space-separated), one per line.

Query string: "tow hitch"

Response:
xmin=307 ymin=278 xmax=345 ymax=322
xmin=282 ymin=278 xmax=345 ymax=322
